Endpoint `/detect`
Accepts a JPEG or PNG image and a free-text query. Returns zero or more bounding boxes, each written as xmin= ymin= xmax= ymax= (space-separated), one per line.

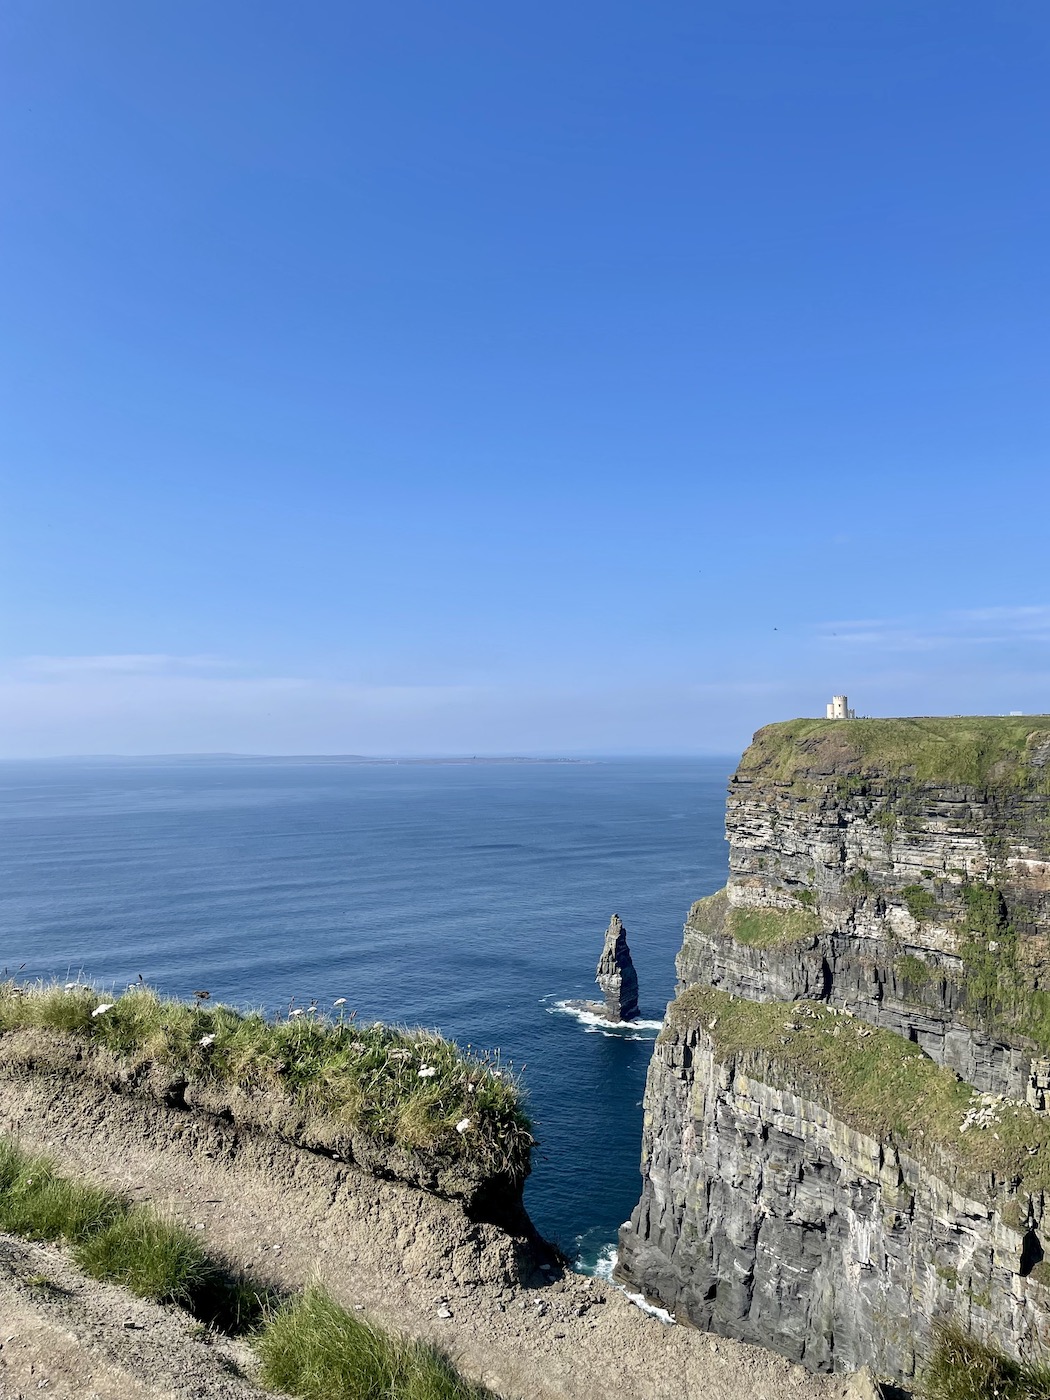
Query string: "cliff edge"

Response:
xmin=617 ymin=715 xmax=1050 ymax=1384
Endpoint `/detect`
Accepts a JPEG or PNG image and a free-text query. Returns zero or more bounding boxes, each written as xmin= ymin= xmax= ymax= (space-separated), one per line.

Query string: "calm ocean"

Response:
xmin=0 ymin=756 xmax=731 ymax=1265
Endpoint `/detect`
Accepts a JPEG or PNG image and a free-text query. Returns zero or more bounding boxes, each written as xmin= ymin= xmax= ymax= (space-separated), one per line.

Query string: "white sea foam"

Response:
xmin=588 ymin=1243 xmax=675 ymax=1324
xmin=547 ymin=1000 xmax=663 ymax=1034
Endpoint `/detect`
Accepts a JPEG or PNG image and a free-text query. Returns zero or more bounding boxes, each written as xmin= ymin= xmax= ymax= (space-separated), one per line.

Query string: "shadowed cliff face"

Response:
xmin=618 ymin=717 xmax=1050 ymax=1381
xmin=596 ymin=915 xmax=640 ymax=1022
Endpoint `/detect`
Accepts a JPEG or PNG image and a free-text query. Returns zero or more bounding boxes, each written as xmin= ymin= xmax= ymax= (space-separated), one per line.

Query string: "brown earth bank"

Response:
xmin=0 ymin=1056 xmax=877 ymax=1400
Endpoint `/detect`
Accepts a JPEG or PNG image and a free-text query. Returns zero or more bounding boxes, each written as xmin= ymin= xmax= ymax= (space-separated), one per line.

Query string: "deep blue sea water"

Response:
xmin=0 ymin=756 xmax=731 ymax=1265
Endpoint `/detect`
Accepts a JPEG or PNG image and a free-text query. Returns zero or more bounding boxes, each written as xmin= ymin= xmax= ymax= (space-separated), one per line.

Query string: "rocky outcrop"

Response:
xmin=618 ymin=716 xmax=1050 ymax=1382
xmin=679 ymin=718 xmax=1050 ymax=1090
xmin=619 ymin=988 xmax=1050 ymax=1380
xmin=596 ymin=914 xmax=640 ymax=1022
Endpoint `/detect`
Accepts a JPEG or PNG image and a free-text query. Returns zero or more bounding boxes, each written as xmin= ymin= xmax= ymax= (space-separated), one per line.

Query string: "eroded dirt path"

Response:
xmin=1 ymin=1069 xmax=875 ymax=1400
xmin=0 ymin=1235 xmax=269 ymax=1400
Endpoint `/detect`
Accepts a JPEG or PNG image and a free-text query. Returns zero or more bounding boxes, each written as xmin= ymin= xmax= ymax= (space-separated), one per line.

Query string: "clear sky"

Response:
xmin=1 ymin=1 xmax=1048 ymax=756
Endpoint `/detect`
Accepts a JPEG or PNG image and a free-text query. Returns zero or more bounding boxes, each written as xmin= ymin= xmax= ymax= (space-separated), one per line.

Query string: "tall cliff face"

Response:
xmin=618 ymin=716 xmax=1050 ymax=1382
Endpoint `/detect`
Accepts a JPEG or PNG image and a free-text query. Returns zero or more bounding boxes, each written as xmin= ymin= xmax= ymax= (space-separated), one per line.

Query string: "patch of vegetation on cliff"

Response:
xmin=687 ymin=887 xmax=820 ymax=947
xmin=952 ymin=883 xmax=1050 ymax=1054
xmin=0 ymin=982 xmax=532 ymax=1182
xmin=726 ymin=904 xmax=821 ymax=947
xmin=738 ymin=716 xmax=1050 ymax=789
xmin=665 ymin=986 xmax=1050 ymax=1199
xmin=687 ymin=888 xmax=728 ymax=935
xmin=922 ymin=1322 xmax=1050 ymax=1400
xmin=902 ymin=884 xmax=938 ymax=922
xmin=893 ymin=953 xmax=932 ymax=985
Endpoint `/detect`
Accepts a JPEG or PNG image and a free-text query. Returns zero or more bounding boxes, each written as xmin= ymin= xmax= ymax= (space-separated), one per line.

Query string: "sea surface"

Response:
xmin=0 ymin=756 xmax=731 ymax=1267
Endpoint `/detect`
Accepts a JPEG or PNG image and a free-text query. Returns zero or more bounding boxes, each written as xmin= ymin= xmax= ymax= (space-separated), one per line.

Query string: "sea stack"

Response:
xmin=596 ymin=914 xmax=639 ymax=1022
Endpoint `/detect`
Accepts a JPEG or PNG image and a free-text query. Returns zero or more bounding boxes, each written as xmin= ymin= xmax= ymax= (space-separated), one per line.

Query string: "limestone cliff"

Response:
xmin=596 ymin=914 xmax=640 ymax=1022
xmin=617 ymin=716 xmax=1050 ymax=1383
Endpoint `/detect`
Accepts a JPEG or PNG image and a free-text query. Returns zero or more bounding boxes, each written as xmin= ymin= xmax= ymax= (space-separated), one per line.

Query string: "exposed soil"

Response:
xmin=0 ymin=1234 xmax=269 ymax=1400
xmin=0 ymin=1059 xmax=877 ymax=1400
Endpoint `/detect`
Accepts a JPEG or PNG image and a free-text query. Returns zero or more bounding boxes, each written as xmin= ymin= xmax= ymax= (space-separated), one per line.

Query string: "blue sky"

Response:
xmin=2 ymin=1 xmax=1048 ymax=756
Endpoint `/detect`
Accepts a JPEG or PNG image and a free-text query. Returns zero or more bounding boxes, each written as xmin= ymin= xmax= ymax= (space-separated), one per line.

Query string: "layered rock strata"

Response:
xmin=596 ymin=914 xmax=640 ymax=1022
xmin=618 ymin=716 xmax=1050 ymax=1382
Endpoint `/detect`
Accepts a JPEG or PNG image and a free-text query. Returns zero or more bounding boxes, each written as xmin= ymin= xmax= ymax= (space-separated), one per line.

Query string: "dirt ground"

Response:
xmin=0 ymin=1063 xmax=880 ymax=1400
xmin=0 ymin=1234 xmax=269 ymax=1400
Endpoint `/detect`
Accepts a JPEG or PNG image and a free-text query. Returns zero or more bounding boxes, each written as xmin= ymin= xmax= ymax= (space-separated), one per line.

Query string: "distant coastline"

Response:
xmin=5 ymin=753 xmax=593 ymax=766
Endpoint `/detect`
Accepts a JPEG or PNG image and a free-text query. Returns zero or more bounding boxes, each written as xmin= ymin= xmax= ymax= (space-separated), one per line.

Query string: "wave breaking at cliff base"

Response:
xmin=545 ymin=998 xmax=663 ymax=1036
xmin=592 ymin=1243 xmax=676 ymax=1324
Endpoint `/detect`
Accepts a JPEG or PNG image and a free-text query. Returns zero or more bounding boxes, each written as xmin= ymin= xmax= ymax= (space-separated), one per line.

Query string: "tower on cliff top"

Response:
xmin=826 ymin=695 xmax=856 ymax=719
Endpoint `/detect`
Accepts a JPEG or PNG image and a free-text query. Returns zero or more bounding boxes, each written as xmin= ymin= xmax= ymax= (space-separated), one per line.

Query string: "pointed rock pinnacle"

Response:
xmin=596 ymin=914 xmax=640 ymax=1022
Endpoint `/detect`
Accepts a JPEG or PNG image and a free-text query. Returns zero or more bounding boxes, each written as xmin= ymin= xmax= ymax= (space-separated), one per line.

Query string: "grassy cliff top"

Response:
xmin=666 ymin=984 xmax=1050 ymax=1200
xmin=736 ymin=715 xmax=1050 ymax=787
xmin=0 ymin=982 xmax=532 ymax=1182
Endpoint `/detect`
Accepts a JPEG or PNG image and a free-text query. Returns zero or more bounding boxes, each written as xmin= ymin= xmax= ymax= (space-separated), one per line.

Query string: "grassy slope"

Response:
xmin=737 ymin=716 xmax=1050 ymax=787
xmin=687 ymin=889 xmax=821 ymax=949
xmin=0 ymin=982 xmax=532 ymax=1182
xmin=667 ymin=985 xmax=1050 ymax=1199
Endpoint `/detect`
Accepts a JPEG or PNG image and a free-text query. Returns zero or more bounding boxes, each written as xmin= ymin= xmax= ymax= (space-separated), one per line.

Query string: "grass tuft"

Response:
xmin=255 ymin=1285 xmax=495 ymax=1400
xmin=0 ymin=1140 xmax=124 ymax=1242
xmin=73 ymin=1208 xmax=217 ymax=1307
xmin=921 ymin=1323 xmax=1050 ymax=1400
xmin=0 ymin=1136 xmax=491 ymax=1398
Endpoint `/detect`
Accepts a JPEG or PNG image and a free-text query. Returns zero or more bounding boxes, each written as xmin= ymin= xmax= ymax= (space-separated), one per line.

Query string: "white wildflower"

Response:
xmin=65 ymin=982 xmax=77 ymax=989
xmin=92 ymin=1003 xmax=115 ymax=1017
xmin=418 ymin=1065 xmax=437 ymax=1078
xmin=334 ymin=997 xmax=347 ymax=1006
xmin=199 ymin=1034 xmax=216 ymax=1047
xmin=455 ymin=1118 xmax=472 ymax=1134
xmin=289 ymin=1008 xmax=304 ymax=1017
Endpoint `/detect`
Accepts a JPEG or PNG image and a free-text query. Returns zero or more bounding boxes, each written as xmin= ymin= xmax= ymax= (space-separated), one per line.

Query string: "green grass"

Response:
xmin=687 ymin=888 xmax=821 ymax=947
xmin=0 ymin=1136 xmax=493 ymax=1398
xmin=0 ymin=982 xmax=532 ymax=1183
xmin=0 ymin=1139 xmax=124 ymax=1242
xmin=725 ymin=904 xmax=821 ymax=947
xmin=256 ymin=1286 xmax=495 ymax=1400
xmin=737 ymin=716 xmax=1050 ymax=789
xmin=903 ymin=885 xmax=938 ymax=922
xmin=74 ymin=1208 xmax=217 ymax=1307
xmin=666 ymin=985 xmax=1050 ymax=1201
xmin=950 ymin=883 xmax=1050 ymax=1054
xmin=0 ymin=1136 xmax=268 ymax=1326
xmin=921 ymin=1323 xmax=1050 ymax=1400
xmin=893 ymin=953 xmax=931 ymax=985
